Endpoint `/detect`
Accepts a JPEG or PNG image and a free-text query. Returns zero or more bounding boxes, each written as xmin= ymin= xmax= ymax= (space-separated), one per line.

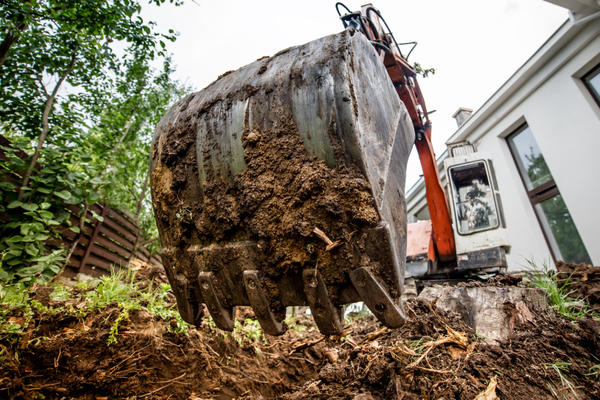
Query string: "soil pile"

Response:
xmin=0 ymin=266 xmax=326 ymax=399
xmin=2 ymin=270 xmax=600 ymax=399
xmin=557 ymin=261 xmax=600 ymax=313
xmin=284 ymin=301 xmax=600 ymax=399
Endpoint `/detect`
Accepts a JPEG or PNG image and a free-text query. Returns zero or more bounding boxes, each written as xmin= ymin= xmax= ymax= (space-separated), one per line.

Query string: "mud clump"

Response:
xmin=195 ymin=118 xmax=379 ymax=283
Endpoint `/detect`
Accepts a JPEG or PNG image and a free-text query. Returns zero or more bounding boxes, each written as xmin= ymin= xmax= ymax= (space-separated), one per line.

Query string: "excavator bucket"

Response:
xmin=150 ymin=30 xmax=415 ymax=335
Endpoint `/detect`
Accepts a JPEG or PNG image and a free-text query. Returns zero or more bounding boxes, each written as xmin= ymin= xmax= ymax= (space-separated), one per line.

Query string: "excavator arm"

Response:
xmin=336 ymin=3 xmax=456 ymax=263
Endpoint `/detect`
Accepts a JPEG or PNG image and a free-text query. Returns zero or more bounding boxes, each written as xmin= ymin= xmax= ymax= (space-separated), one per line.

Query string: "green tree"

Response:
xmin=0 ymin=0 xmax=179 ymax=200
xmin=0 ymin=0 xmax=186 ymax=284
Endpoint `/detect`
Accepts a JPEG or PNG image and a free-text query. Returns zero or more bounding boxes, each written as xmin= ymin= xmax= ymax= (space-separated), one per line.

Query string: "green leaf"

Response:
xmin=70 ymin=226 xmax=81 ymax=234
xmin=55 ymin=190 xmax=72 ymax=201
xmin=7 ymin=201 xmax=22 ymax=209
xmin=20 ymin=224 xmax=31 ymax=236
xmin=21 ymin=203 xmax=39 ymax=212
xmin=38 ymin=210 xmax=54 ymax=219
xmin=25 ymin=244 xmax=39 ymax=256
xmin=6 ymin=249 xmax=22 ymax=257
xmin=91 ymin=210 xmax=104 ymax=222
xmin=37 ymin=187 xmax=52 ymax=194
xmin=40 ymin=202 xmax=51 ymax=209
xmin=0 ymin=182 xmax=15 ymax=192
xmin=5 ymin=235 xmax=24 ymax=243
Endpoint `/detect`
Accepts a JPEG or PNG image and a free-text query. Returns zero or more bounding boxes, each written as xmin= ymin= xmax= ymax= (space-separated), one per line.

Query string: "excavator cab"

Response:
xmin=406 ymin=142 xmax=509 ymax=280
xmin=445 ymin=142 xmax=509 ymax=272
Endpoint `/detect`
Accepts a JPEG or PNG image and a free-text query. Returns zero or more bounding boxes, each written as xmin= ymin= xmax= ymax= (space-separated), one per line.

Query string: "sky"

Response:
xmin=142 ymin=0 xmax=568 ymax=189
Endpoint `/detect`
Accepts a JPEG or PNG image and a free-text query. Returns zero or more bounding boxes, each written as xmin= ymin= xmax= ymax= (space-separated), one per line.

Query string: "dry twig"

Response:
xmin=312 ymin=227 xmax=341 ymax=251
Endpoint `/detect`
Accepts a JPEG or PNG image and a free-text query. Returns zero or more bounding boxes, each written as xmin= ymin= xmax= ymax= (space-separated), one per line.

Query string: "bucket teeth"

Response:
xmin=198 ymin=271 xmax=235 ymax=331
xmin=302 ymin=269 xmax=344 ymax=335
xmin=243 ymin=270 xmax=286 ymax=335
xmin=350 ymin=267 xmax=406 ymax=327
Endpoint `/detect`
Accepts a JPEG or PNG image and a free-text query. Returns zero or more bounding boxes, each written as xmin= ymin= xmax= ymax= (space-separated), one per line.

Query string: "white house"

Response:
xmin=406 ymin=1 xmax=600 ymax=269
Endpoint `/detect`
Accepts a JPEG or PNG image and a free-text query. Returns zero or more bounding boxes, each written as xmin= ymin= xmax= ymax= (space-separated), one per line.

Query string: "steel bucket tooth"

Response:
xmin=150 ymin=30 xmax=415 ymax=335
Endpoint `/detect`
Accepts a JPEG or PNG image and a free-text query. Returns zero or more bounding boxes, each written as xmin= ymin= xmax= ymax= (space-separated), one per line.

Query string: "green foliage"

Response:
xmin=232 ymin=318 xmax=265 ymax=345
xmin=526 ymin=260 xmax=590 ymax=321
xmin=413 ymin=62 xmax=435 ymax=78
xmin=585 ymin=364 xmax=600 ymax=380
xmin=0 ymin=0 xmax=190 ymax=285
xmin=544 ymin=362 xmax=578 ymax=399
xmin=523 ymin=148 xmax=590 ymax=264
xmin=0 ymin=282 xmax=33 ymax=342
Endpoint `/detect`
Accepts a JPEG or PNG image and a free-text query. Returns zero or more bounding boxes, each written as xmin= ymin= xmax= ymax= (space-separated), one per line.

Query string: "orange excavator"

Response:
xmin=335 ymin=3 xmax=509 ymax=281
xmin=149 ymin=3 xmax=509 ymax=336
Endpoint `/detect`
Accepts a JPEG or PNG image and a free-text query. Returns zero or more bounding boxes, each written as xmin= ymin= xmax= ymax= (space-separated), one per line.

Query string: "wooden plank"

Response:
xmin=79 ymin=263 xmax=106 ymax=277
xmin=89 ymin=203 xmax=104 ymax=216
xmin=90 ymin=244 xmax=129 ymax=267
xmin=68 ymin=253 xmax=83 ymax=269
xmin=133 ymin=251 xmax=147 ymax=262
xmin=85 ymin=254 xmax=116 ymax=271
xmin=98 ymin=225 xmax=135 ymax=252
xmin=95 ymin=233 xmax=133 ymax=259
xmin=101 ymin=216 xmax=137 ymax=245
xmin=139 ymin=246 xmax=150 ymax=258
xmin=79 ymin=207 xmax=107 ymax=270
xmin=72 ymin=245 xmax=86 ymax=257
xmin=118 ymin=208 xmax=138 ymax=224
xmin=105 ymin=207 xmax=138 ymax=235
xmin=150 ymin=256 xmax=163 ymax=268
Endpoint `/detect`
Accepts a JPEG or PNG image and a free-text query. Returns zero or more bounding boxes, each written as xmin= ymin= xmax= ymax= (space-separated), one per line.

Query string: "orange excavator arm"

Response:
xmin=336 ymin=3 xmax=456 ymax=262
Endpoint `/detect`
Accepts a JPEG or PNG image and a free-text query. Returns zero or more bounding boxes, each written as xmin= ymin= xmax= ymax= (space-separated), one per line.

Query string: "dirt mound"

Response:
xmin=556 ymin=261 xmax=600 ymax=313
xmin=3 ymin=278 xmax=600 ymax=400
xmin=284 ymin=300 xmax=600 ymax=399
xmin=1 ymin=292 xmax=325 ymax=399
xmin=3 ymin=263 xmax=600 ymax=400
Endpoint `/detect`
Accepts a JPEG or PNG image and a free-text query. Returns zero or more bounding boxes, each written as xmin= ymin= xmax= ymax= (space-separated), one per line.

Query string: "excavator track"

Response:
xmin=150 ymin=30 xmax=414 ymax=335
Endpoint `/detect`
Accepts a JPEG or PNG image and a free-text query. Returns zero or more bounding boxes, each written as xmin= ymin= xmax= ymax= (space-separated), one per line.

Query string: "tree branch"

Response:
xmin=0 ymin=20 xmax=26 ymax=68
xmin=18 ymin=50 xmax=78 ymax=200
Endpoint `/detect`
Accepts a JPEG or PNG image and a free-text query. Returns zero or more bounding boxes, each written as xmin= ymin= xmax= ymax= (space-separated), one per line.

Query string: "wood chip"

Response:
xmin=473 ymin=376 xmax=498 ymax=400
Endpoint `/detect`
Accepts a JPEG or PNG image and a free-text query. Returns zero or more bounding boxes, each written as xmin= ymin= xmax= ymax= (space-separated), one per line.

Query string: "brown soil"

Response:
xmin=556 ymin=261 xmax=600 ymax=313
xmin=3 ymin=271 xmax=600 ymax=399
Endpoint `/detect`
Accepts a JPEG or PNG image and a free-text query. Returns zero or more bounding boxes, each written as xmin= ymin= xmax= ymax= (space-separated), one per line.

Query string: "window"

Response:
xmin=448 ymin=161 xmax=500 ymax=235
xmin=583 ymin=63 xmax=600 ymax=107
xmin=507 ymin=124 xmax=591 ymax=264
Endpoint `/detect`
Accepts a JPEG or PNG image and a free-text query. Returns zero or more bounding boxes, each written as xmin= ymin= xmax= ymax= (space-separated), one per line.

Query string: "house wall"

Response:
xmin=406 ymin=19 xmax=600 ymax=269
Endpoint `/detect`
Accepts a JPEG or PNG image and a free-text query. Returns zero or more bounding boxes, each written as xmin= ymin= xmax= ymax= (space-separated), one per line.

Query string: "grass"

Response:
xmin=525 ymin=260 xmax=591 ymax=321
xmin=544 ymin=362 xmax=579 ymax=399
xmin=0 ymin=267 xmax=191 ymax=347
xmin=585 ymin=364 xmax=599 ymax=380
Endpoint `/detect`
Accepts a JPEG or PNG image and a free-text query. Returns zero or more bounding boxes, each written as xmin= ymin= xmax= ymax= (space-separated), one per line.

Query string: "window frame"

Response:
xmin=506 ymin=123 xmax=590 ymax=263
xmin=582 ymin=63 xmax=600 ymax=108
